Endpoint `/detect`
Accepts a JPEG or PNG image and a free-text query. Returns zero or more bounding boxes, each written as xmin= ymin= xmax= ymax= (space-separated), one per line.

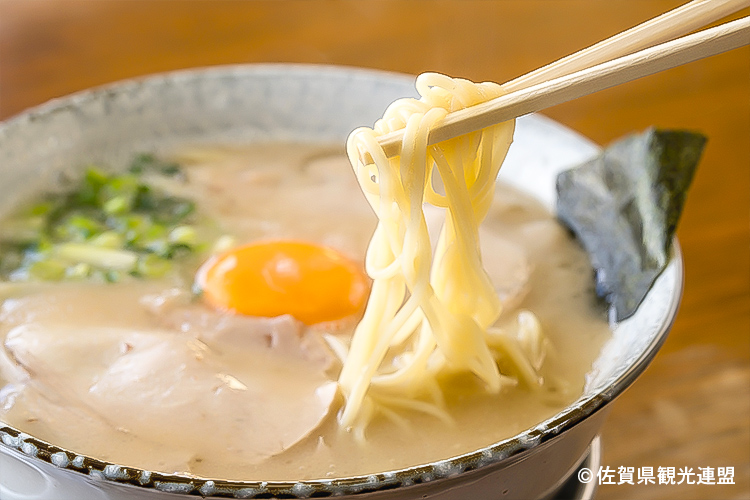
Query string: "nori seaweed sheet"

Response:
xmin=556 ymin=128 xmax=706 ymax=322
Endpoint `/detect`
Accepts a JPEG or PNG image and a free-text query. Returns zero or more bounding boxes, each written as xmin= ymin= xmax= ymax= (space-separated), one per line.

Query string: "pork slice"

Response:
xmin=0 ymin=284 xmax=160 ymax=333
xmin=3 ymin=323 xmax=338 ymax=469
xmin=140 ymin=289 xmax=337 ymax=372
xmin=478 ymin=227 xmax=532 ymax=311
xmin=0 ymin=384 xmax=194 ymax=474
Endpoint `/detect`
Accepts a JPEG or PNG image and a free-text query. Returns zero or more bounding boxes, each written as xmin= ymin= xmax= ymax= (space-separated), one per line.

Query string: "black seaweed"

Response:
xmin=556 ymin=128 xmax=706 ymax=321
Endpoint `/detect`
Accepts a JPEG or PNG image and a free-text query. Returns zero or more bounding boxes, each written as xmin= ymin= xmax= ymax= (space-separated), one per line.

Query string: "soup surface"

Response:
xmin=0 ymin=143 xmax=610 ymax=480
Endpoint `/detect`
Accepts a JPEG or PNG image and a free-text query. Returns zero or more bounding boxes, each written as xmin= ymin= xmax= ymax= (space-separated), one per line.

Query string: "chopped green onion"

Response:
xmin=35 ymin=236 xmax=53 ymax=253
xmin=55 ymin=243 xmax=138 ymax=271
xmin=129 ymin=153 xmax=184 ymax=178
xmin=169 ymin=226 xmax=197 ymax=247
xmin=153 ymin=197 xmax=195 ymax=224
xmin=135 ymin=224 xmax=169 ymax=256
xmin=103 ymin=195 xmax=131 ymax=215
xmin=28 ymin=202 xmax=55 ymax=217
xmin=66 ymin=262 xmax=92 ymax=279
xmin=133 ymin=185 xmax=157 ymax=211
xmin=136 ymin=254 xmax=173 ymax=278
xmin=114 ymin=214 xmax=153 ymax=243
xmin=90 ymin=231 xmax=124 ymax=249
xmin=104 ymin=270 xmax=123 ymax=283
xmin=76 ymin=168 xmax=109 ymax=205
xmin=128 ymin=153 xmax=156 ymax=174
xmin=85 ymin=168 xmax=109 ymax=188
xmin=165 ymin=244 xmax=192 ymax=259
xmin=0 ymin=154 xmax=204 ymax=283
xmin=160 ymin=163 xmax=183 ymax=177
xmin=54 ymin=214 xmax=103 ymax=242
xmin=28 ymin=260 xmax=67 ymax=281
xmin=0 ymin=217 xmax=45 ymax=245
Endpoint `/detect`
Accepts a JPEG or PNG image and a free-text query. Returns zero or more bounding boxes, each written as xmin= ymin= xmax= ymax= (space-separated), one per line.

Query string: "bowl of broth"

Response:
xmin=0 ymin=64 xmax=681 ymax=500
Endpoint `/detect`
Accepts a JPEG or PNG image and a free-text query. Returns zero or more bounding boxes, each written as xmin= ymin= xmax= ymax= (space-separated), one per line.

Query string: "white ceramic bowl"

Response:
xmin=0 ymin=64 xmax=681 ymax=500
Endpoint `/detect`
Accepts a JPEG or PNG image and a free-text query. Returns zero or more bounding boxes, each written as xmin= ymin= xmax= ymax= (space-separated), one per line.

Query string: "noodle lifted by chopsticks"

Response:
xmin=338 ymin=73 xmax=548 ymax=435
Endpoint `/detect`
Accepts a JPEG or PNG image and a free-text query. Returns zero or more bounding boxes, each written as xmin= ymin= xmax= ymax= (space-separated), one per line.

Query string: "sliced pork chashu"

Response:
xmin=0 ymin=285 xmax=338 ymax=473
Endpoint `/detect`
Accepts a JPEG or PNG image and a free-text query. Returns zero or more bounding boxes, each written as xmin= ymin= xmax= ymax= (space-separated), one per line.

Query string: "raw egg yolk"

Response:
xmin=197 ymin=240 xmax=369 ymax=325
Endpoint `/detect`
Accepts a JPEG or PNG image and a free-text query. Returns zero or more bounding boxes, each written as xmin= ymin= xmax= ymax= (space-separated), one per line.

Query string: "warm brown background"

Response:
xmin=0 ymin=1 xmax=748 ymax=499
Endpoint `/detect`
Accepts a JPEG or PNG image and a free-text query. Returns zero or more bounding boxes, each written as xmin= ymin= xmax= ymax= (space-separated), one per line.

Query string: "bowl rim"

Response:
xmin=0 ymin=63 xmax=683 ymax=498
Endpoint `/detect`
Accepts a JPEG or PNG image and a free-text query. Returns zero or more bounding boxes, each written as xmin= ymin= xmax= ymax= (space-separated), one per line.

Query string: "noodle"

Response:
xmin=339 ymin=73 xmax=549 ymax=433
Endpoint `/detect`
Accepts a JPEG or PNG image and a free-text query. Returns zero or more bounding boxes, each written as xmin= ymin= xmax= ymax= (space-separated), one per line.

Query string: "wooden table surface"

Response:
xmin=1 ymin=1 xmax=748 ymax=499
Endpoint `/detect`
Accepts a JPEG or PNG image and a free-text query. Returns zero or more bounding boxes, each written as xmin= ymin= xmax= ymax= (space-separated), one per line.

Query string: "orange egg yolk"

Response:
xmin=197 ymin=240 xmax=369 ymax=325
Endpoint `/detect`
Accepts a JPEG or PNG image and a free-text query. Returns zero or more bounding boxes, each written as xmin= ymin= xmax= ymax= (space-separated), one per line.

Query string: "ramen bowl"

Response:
xmin=0 ymin=64 xmax=681 ymax=500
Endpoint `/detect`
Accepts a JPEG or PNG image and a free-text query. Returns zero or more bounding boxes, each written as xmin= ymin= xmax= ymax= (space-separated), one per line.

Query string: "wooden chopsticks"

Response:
xmin=374 ymin=0 xmax=750 ymax=159
xmin=502 ymin=0 xmax=750 ymax=92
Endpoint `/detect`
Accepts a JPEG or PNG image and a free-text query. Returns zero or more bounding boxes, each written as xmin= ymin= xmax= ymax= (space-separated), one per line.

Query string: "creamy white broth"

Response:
xmin=0 ymin=143 xmax=610 ymax=480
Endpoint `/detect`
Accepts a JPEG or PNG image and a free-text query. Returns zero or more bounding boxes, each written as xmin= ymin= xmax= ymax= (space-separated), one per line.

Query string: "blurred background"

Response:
xmin=0 ymin=1 xmax=748 ymax=499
